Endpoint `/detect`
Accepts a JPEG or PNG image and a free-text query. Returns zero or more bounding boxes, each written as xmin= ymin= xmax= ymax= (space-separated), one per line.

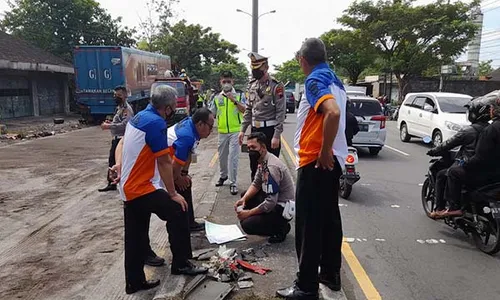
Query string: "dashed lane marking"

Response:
xmin=385 ymin=145 xmax=410 ymax=156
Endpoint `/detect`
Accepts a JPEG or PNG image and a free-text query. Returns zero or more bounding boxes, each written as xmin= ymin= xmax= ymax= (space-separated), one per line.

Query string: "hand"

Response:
xmin=171 ymin=192 xmax=188 ymax=212
xmin=237 ymin=209 xmax=252 ymax=221
xmin=175 ymin=175 xmax=191 ymax=191
xmin=234 ymin=198 xmax=245 ymax=210
xmin=110 ymin=164 xmax=121 ymax=184
xmin=238 ymin=132 xmax=245 ymax=146
xmin=315 ymin=149 xmax=334 ymax=170
xmin=101 ymin=122 xmax=111 ymax=130
xmin=271 ymin=137 xmax=280 ymax=149
xmin=225 ymin=92 xmax=236 ymax=102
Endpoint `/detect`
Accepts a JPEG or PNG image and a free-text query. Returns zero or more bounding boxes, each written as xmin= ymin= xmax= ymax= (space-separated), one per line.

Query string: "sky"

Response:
xmin=0 ymin=0 xmax=499 ymax=71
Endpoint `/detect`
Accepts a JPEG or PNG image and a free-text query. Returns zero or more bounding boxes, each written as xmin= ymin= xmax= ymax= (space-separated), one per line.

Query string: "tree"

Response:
xmin=339 ymin=0 xmax=479 ymax=101
xmin=320 ymin=29 xmax=377 ymax=84
xmin=137 ymin=0 xmax=178 ymax=52
xmin=1 ymin=0 xmax=136 ymax=61
xmin=273 ymin=59 xmax=306 ymax=85
xmin=478 ymin=60 xmax=494 ymax=76
xmin=155 ymin=20 xmax=239 ymax=79
xmin=202 ymin=62 xmax=249 ymax=91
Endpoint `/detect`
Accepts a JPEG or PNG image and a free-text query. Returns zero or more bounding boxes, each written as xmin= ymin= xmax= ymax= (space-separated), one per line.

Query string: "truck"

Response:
xmin=73 ymin=46 xmax=171 ymax=122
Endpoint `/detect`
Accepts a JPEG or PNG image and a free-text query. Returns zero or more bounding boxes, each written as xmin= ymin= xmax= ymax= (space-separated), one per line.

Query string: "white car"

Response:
xmin=350 ymin=96 xmax=387 ymax=155
xmin=346 ymin=91 xmax=366 ymax=97
xmin=397 ymin=92 xmax=472 ymax=146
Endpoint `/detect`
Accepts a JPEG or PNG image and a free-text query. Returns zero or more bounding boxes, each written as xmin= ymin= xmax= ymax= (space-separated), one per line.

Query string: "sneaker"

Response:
xmin=230 ymin=184 xmax=238 ymax=195
xmin=215 ymin=177 xmax=228 ymax=187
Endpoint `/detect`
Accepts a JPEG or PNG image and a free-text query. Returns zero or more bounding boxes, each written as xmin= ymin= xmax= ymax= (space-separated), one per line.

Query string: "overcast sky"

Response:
xmin=1 ymin=0 xmax=499 ymax=70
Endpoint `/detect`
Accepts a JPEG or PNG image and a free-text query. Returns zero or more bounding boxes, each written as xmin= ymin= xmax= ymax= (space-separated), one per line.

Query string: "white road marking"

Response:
xmin=385 ymin=145 xmax=410 ymax=156
xmin=375 ymin=238 xmax=386 ymax=242
xmin=339 ymin=203 xmax=348 ymax=207
xmin=361 ymin=183 xmax=371 ymax=186
xmin=439 ymin=239 xmax=446 ymax=244
xmin=345 ymin=238 xmax=355 ymax=243
xmin=418 ymin=183 xmax=424 ymax=186
xmin=357 ymin=238 xmax=363 ymax=242
xmin=391 ymin=205 xmax=400 ymax=208
xmin=416 ymin=239 xmax=426 ymax=244
xmin=426 ymin=239 xmax=439 ymax=244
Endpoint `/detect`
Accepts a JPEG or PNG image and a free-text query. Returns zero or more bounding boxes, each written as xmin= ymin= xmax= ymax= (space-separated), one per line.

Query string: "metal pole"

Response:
xmin=252 ymin=0 xmax=258 ymax=52
xmin=439 ymin=74 xmax=443 ymax=92
xmin=389 ymin=71 xmax=393 ymax=103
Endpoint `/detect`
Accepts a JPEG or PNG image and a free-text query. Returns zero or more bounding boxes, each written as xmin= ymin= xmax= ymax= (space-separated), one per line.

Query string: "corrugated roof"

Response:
xmin=0 ymin=31 xmax=72 ymax=67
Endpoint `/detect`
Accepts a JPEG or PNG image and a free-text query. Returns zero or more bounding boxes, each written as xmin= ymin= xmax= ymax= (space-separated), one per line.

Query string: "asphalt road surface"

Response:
xmin=280 ymin=113 xmax=500 ymax=300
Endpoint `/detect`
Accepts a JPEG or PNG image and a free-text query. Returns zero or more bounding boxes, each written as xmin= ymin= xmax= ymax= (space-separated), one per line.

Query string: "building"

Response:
xmin=0 ymin=31 xmax=74 ymax=119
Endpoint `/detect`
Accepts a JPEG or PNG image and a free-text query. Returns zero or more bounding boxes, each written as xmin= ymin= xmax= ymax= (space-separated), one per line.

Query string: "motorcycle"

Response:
xmin=340 ymin=147 xmax=360 ymax=199
xmin=421 ymin=137 xmax=500 ymax=255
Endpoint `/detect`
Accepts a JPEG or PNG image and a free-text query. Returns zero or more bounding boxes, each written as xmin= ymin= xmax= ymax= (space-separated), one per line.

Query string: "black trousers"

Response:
xmin=145 ymin=184 xmax=195 ymax=257
xmin=106 ymin=137 xmax=121 ymax=185
xmin=250 ymin=126 xmax=281 ymax=181
xmin=124 ymin=189 xmax=191 ymax=287
xmin=240 ymin=190 xmax=289 ymax=236
xmin=444 ymin=166 xmax=494 ymax=210
xmin=296 ymin=158 xmax=343 ymax=293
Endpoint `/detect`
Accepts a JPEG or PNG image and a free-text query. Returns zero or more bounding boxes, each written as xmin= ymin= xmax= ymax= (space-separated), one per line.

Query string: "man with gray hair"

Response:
xmin=112 ymin=84 xmax=207 ymax=295
xmin=277 ymin=38 xmax=347 ymax=299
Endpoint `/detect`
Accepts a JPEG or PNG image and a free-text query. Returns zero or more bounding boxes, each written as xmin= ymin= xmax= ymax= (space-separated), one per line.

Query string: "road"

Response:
xmin=280 ymin=113 xmax=500 ymax=300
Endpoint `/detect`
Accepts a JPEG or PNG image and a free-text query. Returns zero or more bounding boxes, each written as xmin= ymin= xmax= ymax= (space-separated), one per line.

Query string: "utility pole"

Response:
xmin=252 ymin=0 xmax=258 ymax=52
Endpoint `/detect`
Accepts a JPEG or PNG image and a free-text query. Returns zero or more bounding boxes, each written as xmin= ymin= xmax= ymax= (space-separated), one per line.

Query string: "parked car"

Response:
xmin=397 ymin=92 xmax=472 ymax=146
xmin=349 ymin=96 xmax=387 ymax=156
xmin=346 ymin=91 xmax=366 ymax=97
xmin=286 ymin=91 xmax=296 ymax=113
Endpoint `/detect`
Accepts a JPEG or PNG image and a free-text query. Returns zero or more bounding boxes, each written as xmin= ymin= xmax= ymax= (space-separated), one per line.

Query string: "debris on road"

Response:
xmin=182 ymin=274 xmax=233 ymax=300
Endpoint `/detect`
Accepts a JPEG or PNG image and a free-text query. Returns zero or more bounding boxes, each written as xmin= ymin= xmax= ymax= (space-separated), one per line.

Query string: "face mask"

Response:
xmin=249 ymin=149 xmax=261 ymax=161
xmin=252 ymin=69 xmax=264 ymax=80
xmin=222 ymin=83 xmax=233 ymax=92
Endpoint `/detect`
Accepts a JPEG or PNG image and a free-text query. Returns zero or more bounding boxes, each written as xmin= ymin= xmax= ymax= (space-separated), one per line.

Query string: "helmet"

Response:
xmin=465 ymin=98 xmax=490 ymax=123
xmin=469 ymin=90 xmax=500 ymax=121
xmin=164 ymin=70 xmax=173 ymax=78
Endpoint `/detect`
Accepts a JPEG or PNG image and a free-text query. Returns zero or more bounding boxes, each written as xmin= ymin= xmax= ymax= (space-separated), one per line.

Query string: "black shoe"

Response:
xmin=145 ymin=255 xmax=165 ymax=267
xmin=268 ymin=223 xmax=291 ymax=244
xmin=189 ymin=221 xmax=205 ymax=232
xmin=171 ymin=260 xmax=208 ymax=276
xmin=230 ymin=184 xmax=238 ymax=195
xmin=215 ymin=177 xmax=228 ymax=187
xmin=98 ymin=184 xmax=117 ymax=192
xmin=125 ymin=279 xmax=160 ymax=294
xmin=319 ymin=271 xmax=341 ymax=291
xmin=276 ymin=284 xmax=318 ymax=300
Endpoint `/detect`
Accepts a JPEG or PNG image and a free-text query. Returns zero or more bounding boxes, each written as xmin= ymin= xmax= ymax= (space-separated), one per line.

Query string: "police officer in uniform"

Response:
xmin=239 ymin=52 xmax=286 ymax=181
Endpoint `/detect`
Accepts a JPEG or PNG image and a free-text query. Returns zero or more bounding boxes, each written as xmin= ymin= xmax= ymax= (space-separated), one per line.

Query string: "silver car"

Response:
xmin=350 ymin=96 xmax=387 ymax=156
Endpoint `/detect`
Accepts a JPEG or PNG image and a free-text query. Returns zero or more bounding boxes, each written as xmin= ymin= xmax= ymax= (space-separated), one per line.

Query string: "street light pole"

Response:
xmin=252 ymin=0 xmax=258 ymax=52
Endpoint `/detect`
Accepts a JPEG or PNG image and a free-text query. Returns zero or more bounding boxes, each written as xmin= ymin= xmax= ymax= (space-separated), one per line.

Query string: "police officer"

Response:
xmin=98 ymin=85 xmax=134 ymax=192
xmin=239 ymin=52 xmax=286 ymax=181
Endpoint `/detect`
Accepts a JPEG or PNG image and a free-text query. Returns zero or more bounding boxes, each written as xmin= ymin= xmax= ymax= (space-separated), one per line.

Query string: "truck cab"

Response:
xmin=151 ymin=78 xmax=191 ymax=125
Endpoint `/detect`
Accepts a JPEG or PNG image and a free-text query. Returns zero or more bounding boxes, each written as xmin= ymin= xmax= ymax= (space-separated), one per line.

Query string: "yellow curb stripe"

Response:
xmin=209 ymin=152 xmax=218 ymax=168
xmin=281 ymin=136 xmax=382 ymax=300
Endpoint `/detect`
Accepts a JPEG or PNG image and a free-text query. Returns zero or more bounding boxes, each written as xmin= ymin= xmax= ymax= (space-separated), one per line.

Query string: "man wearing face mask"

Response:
xmin=210 ymin=71 xmax=246 ymax=195
xmin=234 ymin=132 xmax=294 ymax=243
xmin=98 ymin=85 xmax=134 ymax=192
xmin=239 ymin=52 xmax=286 ymax=181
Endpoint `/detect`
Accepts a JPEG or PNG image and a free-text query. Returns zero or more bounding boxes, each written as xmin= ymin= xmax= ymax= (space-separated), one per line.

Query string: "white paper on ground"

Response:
xmin=205 ymin=221 xmax=246 ymax=244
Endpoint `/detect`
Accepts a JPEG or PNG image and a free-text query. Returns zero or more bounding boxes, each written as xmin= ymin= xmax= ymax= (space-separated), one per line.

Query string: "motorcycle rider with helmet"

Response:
xmin=440 ymin=90 xmax=500 ymax=218
xmin=427 ymin=98 xmax=490 ymax=218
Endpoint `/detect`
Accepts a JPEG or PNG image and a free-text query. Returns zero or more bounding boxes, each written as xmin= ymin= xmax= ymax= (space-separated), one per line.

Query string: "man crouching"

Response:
xmin=234 ymin=132 xmax=294 ymax=243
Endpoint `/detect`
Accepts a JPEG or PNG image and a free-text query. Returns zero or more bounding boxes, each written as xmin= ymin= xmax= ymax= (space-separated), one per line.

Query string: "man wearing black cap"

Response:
xmin=239 ymin=52 xmax=286 ymax=181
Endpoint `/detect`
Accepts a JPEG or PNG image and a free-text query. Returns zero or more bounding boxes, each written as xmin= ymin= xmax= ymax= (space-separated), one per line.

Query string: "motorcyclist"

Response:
xmin=427 ymin=98 xmax=490 ymax=218
xmin=441 ymin=90 xmax=500 ymax=217
xmin=345 ymin=100 xmax=359 ymax=147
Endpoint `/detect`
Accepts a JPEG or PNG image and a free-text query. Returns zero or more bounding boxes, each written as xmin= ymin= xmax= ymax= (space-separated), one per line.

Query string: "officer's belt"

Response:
xmin=252 ymin=120 xmax=278 ymax=128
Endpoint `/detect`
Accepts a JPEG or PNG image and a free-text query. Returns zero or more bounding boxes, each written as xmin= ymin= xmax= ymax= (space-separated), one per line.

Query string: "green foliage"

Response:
xmin=155 ymin=20 xmax=239 ymax=79
xmin=479 ymin=60 xmax=494 ymax=76
xmin=1 ymin=0 xmax=136 ymax=61
xmin=339 ymin=0 xmax=479 ymax=99
xmin=203 ymin=62 xmax=249 ymax=91
xmin=273 ymin=59 xmax=306 ymax=85
xmin=137 ymin=0 xmax=178 ymax=52
xmin=320 ymin=29 xmax=377 ymax=84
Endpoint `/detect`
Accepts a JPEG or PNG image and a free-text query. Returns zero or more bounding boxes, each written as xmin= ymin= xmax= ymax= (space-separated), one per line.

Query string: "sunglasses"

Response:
xmin=221 ymin=80 xmax=232 ymax=84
